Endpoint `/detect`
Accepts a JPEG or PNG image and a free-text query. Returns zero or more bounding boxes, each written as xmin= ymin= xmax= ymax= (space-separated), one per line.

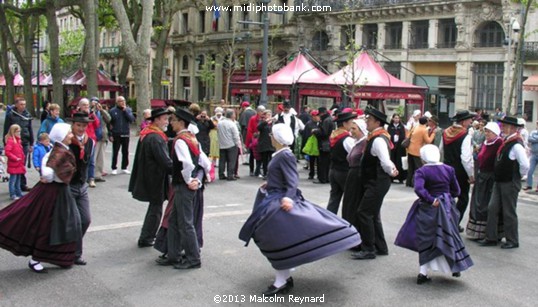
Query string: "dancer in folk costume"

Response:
xmin=240 ymin=124 xmax=360 ymax=295
xmin=395 ymin=145 xmax=473 ymax=284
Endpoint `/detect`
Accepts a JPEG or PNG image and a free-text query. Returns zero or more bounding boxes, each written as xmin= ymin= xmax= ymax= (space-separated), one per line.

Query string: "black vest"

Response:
xmin=171 ymin=139 xmax=200 ymax=185
xmin=443 ymin=133 xmax=466 ymax=177
xmin=69 ymin=138 xmax=94 ymax=185
xmin=494 ymin=139 xmax=523 ymax=182
xmin=362 ymin=134 xmax=390 ymax=181
xmin=277 ymin=113 xmax=296 ymax=132
xmin=330 ymin=135 xmax=350 ymax=172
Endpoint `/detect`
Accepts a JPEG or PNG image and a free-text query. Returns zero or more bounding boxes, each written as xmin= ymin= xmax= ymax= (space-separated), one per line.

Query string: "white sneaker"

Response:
xmin=111 ymin=169 xmax=118 ymax=175
xmin=122 ymin=169 xmax=131 ymax=174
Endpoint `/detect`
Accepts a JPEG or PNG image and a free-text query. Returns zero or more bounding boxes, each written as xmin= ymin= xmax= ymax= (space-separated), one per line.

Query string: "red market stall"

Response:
xmin=300 ymin=51 xmax=427 ymax=112
xmin=230 ymin=52 xmax=328 ymax=106
xmin=64 ymin=69 xmax=122 ymax=92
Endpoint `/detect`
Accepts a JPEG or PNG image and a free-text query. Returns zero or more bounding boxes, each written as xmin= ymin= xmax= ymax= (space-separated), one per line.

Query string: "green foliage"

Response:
xmin=127 ymin=98 xmax=137 ymax=112
xmin=42 ymin=28 xmax=85 ymax=73
xmin=98 ymin=0 xmax=118 ymax=29
xmin=199 ymin=59 xmax=216 ymax=87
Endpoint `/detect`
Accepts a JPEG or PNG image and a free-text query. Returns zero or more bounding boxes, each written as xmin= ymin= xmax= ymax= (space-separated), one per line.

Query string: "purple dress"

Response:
xmin=395 ymin=164 xmax=474 ymax=273
xmin=239 ymin=148 xmax=361 ymax=270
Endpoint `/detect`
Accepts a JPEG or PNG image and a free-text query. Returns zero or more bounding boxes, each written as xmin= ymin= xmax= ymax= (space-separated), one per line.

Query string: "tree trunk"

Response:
xmin=151 ymin=20 xmax=170 ymax=99
xmin=82 ymin=0 xmax=98 ymax=98
xmin=0 ymin=16 xmax=14 ymax=105
xmin=46 ymin=0 xmax=64 ymax=114
xmin=110 ymin=0 xmax=154 ymax=125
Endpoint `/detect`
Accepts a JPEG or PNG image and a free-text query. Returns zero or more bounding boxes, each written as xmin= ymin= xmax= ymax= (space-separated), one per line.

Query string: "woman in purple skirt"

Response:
xmin=240 ymin=124 xmax=361 ymax=295
xmin=395 ymin=144 xmax=473 ymax=284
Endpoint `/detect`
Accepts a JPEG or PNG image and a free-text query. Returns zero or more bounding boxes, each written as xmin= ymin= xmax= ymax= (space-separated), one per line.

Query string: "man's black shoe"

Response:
xmin=138 ymin=240 xmax=154 ymax=248
xmin=74 ymin=257 xmax=87 ymax=265
xmin=477 ymin=239 xmax=497 ymax=247
xmin=350 ymin=250 xmax=376 ymax=260
xmin=173 ymin=261 xmax=201 ymax=269
xmin=500 ymin=242 xmax=519 ymax=249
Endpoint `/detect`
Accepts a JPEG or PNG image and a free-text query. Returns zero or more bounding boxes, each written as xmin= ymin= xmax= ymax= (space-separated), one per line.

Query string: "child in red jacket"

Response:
xmin=4 ymin=124 xmax=25 ymax=200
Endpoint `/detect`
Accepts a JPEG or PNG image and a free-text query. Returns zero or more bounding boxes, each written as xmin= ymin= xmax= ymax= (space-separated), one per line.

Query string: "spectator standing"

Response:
xmin=257 ymin=110 xmax=275 ymax=178
xmin=524 ymin=120 xmax=538 ymax=192
xmin=4 ymin=124 xmax=25 ymax=200
xmin=238 ymin=101 xmax=256 ymax=142
xmin=387 ymin=114 xmax=407 ymax=184
xmin=109 ymin=96 xmax=135 ymax=175
xmin=217 ymin=109 xmax=241 ymax=181
xmin=37 ymin=103 xmax=64 ymax=136
xmin=3 ymin=98 xmax=33 ymax=192
xmin=94 ymin=101 xmax=111 ymax=182
xmin=312 ymin=107 xmax=333 ymax=184
xmin=406 ymin=117 xmax=435 ymax=187
xmin=33 ymin=133 xmax=52 ymax=175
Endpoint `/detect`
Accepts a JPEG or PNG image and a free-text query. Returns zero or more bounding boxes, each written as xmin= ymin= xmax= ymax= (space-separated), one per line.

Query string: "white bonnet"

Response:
xmin=271 ymin=123 xmax=294 ymax=146
xmin=49 ymin=123 xmax=71 ymax=144
xmin=420 ymin=144 xmax=440 ymax=164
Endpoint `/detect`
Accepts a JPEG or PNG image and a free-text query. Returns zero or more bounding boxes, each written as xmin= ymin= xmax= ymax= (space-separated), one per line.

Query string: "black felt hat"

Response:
xmin=364 ymin=106 xmax=388 ymax=125
xmin=451 ymin=110 xmax=476 ymax=122
xmin=68 ymin=112 xmax=94 ymax=123
xmin=498 ymin=116 xmax=524 ymax=127
xmin=174 ymin=108 xmax=196 ymax=123
xmin=335 ymin=111 xmax=357 ymax=123
xmin=149 ymin=108 xmax=172 ymax=120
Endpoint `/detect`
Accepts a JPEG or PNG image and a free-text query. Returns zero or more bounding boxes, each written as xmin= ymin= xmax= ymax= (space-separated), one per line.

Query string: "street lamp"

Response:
xmin=505 ymin=17 xmax=520 ymax=112
xmin=238 ymin=0 xmax=272 ymax=106
xmin=33 ymin=21 xmax=41 ymax=116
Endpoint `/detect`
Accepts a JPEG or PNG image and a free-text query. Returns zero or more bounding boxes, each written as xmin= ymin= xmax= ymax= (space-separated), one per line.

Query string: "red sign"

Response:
xmin=299 ymin=88 xmax=341 ymax=98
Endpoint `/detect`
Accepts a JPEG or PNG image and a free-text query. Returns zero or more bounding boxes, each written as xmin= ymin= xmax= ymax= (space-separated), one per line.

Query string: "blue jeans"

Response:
xmin=88 ymin=148 xmax=96 ymax=180
xmin=527 ymin=154 xmax=538 ymax=188
xmin=9 ymin=174 xmax=22 ymax=198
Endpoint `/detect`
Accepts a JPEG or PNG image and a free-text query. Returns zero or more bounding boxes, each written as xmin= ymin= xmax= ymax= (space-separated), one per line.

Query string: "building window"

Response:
xmin=340 ymin=25 xmax=356 ymax=51
xmin=182 ymin=55 xmax=189 ymax=71
xmin=475 ymin=21 xmax=504 ymax=47
xmin=312 ymin=30 xmax=329 ymax=51
xmin=110 ymin=31 xmax=116 ymax=46
xmin=472 ymin=62 xmax=504 ymax=110
xmin=524 ymin=100 xmax=533 ymax=121
xmin=383 ymin=62 xmax=401 ymax=79
xmin=385 ymin=22 xmax=402 ymax=49
xmin=242 ymin=6 xmax=249 ymax=29
xmin=182 ymin=13 xmax=189 ymax=34
xmin=199 ymin=11 xmax=206 ymax=33
xmin=197 ymin=55 xmax=205 ymax=71
xmin=438 ymin=18 xmax=457 ymax=48
xmin=281 ymin=0 xmax=288 ymax=25
xmin=362 ymin=24 xmax=378 ymax=50
xmin=409 ymin=20 xmax=429 ymax=49
xmin=227 ymin=8 xmax=233 ymax=30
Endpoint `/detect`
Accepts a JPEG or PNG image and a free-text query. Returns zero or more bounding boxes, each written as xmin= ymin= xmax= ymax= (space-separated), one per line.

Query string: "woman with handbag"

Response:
xmin=394 ymin=145 xmax=473 ymax=284
xmin=387 ymin=114 xmax=407 ymax=183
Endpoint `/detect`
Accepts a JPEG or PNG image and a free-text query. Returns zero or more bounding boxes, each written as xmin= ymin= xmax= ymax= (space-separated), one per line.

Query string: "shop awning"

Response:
xmin=523 ymin=75 xmax=538 ymax=91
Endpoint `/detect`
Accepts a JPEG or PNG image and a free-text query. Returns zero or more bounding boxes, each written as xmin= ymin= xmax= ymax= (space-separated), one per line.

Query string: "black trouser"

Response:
xmin=356 ymin=177 xmax=391 ymax=252
xmin=317 ymin=151 xmax=330 ymax=183
xmin=406 ymin=154 xmax=423 ymax=187
xmin=21 ymin=142 xmax=29 ymax=189
xmin=485 ymin=180 xmax=520 ymax=244
xmin=70 ymin=183 xmax=91 ymax=258
xmin=309 ymin=156 xmax=318 ymax=178
xmin=249 ymin=148 xmax=255 ymax=173
xmin=219 ymin=146 xmax=238 ymax=179
xmin=327 ymin=169 xmax=348 ymax=214
xmin=456 ymin=172 xmax=471 ymax=224
xmin=139 ymin=199 xmax=163 ymax=244
xmin=260 ymin=151 xmax=273 ymax=176
xmin=111 ymin=135 xmax=130 ymax=170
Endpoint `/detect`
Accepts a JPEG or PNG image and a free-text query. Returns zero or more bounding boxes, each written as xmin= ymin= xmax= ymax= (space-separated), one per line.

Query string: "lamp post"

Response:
xmin=33 ymin=21 xmax=41 ymax=116
xmin=505 ymin=17 xmax=520 ymax=112
xmin=238 ymin=0 xmax=271 ymax=106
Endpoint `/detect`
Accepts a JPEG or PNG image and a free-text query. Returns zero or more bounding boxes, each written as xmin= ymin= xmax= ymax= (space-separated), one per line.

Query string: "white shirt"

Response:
xmin=370 ymin=128 xmax=396 ymax=175
xmin=273 ymin=110 xmax=304 ymax=137
xmin=41 ymin=142 xmax=70 ymax=183
xmin=343 ymin=136 xmax=366 ymax=153
xmin=174 ymin=130 xmax=212 ymax=185
xmin=506 ymin=133 xmax=530 ymax=177
xmin=439 ymin=125 xmax=474 ymax=178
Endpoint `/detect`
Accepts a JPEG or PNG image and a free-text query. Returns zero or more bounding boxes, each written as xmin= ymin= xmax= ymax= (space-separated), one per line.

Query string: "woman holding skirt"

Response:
xmin=395 ymin=144 xmax=473 ymax=284
xmin=239 ymin=124 xmax=361 ymax=295
xmin=0 ymin=123 xmax=81 ymax=273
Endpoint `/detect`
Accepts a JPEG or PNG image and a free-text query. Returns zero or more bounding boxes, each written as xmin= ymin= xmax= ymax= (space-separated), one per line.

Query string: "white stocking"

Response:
xmin=273 ymin=269 xmax=291 ymax=287
xmin=419 ymin=265 xmax=428 ymax=276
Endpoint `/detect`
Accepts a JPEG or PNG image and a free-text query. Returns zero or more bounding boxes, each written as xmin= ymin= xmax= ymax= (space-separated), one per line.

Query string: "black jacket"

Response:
xmin=129 ymin=132 xmax=173 ymax=204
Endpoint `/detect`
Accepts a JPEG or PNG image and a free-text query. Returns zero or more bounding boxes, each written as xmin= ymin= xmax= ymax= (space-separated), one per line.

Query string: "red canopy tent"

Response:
xmin=31 ymin=73 xmax=49 ymax=87
xmin=300 ymin=51 xmax=427 ymax=109
xmin=64 ymin=69 xmax=122 ymax=92
xmin=230 ymin=53 xmax=328 ymax=98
